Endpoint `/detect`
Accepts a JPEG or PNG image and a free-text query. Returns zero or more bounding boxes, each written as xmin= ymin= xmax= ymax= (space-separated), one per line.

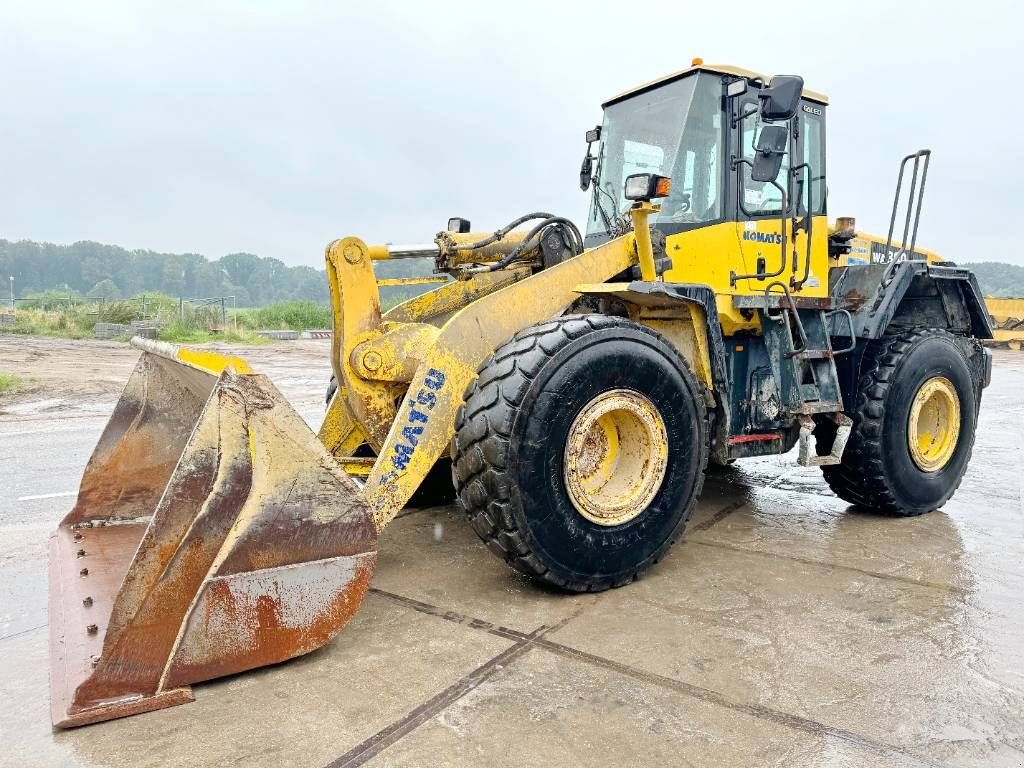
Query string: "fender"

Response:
xmin=829 ymin=261 xmax=992 ymax=411
xmin=572 ymin=280 xmax=731 ymax=463
xmin=831 ymin=261 xmax=993 ymax=340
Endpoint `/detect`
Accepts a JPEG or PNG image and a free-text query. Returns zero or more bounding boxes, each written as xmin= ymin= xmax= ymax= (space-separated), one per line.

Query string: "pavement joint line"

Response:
xmin=368 ymin=586 xmax=592 ymax=643
xmin=323 ymin=626 xmax=548 ymax=768
xmin=341 ymin=586 xmax=949 ymax=767
xmin=531 ymin=637 xmax=952 ymax=768
xmin=368 ymin=587 xmax=532 ymax=643
xmin=687 ymin=539 xmax=967 ymax=596
xmin=370 ymin=587 xmax=529 ymax=639
xmin=0 ymin=622 xmax=47 ymax=644
xmin=393 ymin=506 xmax=430 ymax=521
xmin=689 ymin=499 xmax=747 ymax=532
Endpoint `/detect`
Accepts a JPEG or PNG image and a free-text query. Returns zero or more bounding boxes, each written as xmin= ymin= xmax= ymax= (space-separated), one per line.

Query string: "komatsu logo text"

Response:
xmin=742 ymin=231 xmax=783 ymax=245
xmin=381 ymin=367 xmax=447 ymax=484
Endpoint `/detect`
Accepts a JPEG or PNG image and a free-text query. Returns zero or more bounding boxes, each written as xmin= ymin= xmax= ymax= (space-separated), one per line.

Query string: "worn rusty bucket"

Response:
xmin=49 ymin=339 xmax=378 ymax=727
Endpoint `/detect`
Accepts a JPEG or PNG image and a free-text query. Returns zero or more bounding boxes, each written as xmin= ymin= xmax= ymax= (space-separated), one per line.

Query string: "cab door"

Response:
xmin=731 ymin=94 xmax=794 ymax=294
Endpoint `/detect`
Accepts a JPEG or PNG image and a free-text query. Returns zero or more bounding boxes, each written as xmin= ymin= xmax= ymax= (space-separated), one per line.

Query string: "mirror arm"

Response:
xmin=731 ymin=104 xmax=759 ymax=129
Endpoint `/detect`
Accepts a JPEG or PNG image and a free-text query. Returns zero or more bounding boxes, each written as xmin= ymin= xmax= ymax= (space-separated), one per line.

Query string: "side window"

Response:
xmin=800 ymin=109 xmax=826 ymax=215
xmin=739 ymin=103 xmax=789 ymax=216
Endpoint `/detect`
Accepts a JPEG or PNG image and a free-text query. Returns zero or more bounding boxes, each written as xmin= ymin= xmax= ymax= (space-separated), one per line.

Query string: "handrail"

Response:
xmin=884 ymin=150 xmax=931 ymax=263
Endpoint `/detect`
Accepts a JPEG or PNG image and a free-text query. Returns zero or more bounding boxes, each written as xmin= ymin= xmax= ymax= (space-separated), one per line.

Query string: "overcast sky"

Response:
xmin=0 ymin=0 xmax=1016 ymax=267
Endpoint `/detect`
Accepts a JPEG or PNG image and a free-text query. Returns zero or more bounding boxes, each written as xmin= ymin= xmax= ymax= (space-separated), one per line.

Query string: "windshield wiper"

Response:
xmin=591 ymin=162 xmax=623 ymax=237
xmin=592 ymin=184 xmax=616 ymax=236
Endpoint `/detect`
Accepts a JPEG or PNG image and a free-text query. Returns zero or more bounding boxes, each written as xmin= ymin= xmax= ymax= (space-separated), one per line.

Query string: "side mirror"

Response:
xmin=580 ymin=154 xmax=593 ymax=191
xmin=580 ymin=125 xmax=601 ymax=191
xmin=751 ymin=124 xmax=788 ymax=182
xmin=758 ymin=75 xmax=804 ymax=122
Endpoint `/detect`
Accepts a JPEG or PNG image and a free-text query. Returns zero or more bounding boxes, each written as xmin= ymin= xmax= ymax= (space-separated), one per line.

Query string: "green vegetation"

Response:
xmin=1 ymin=238 xmax=434 ymax=307
xmin=0 ymin=231 xmax=440 ymax=343
xmin=964 ymin=262 xmax=1024 ymax=298
xmin=155 ymin=320 xmax=268 ymax=345
xmin=12 ymin=308 xmax=92 ymax=338
xmin=236 ymin=300 xmax=332 ymax=331
xmin=10 ymin=300 xmax=147 ymax=339
xmin=7 ymin=238 xmax=1024 ymax=350
xmin=0 ymin=373 xmax=30 ymax=397
xmin=5 ymin=236 xmax=1024 ymax=303
xmin=4 ymin=295 xmax=344 ymax=344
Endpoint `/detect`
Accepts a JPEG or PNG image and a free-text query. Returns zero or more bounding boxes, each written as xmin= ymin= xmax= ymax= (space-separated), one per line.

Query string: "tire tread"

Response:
xmin=820 ymin=327 xmax=976 ymax=516
xmin=452 ymin=314 xmax=709 ymax=592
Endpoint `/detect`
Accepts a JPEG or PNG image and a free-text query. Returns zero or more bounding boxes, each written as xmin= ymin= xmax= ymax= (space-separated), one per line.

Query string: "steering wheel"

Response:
xmin=667 ymin=193 xmax=697 ymax=222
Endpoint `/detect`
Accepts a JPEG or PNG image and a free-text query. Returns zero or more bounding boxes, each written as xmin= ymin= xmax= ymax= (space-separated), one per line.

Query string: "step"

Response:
xmin=797 ymin=414 xmax=852 ymax=467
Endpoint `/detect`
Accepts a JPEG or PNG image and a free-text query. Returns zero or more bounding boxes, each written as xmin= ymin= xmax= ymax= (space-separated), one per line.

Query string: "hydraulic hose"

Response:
xmin=456 ymin=213 xmax=557 ymax=251
xmin=487 ymin=216 xmax=583 ymax=272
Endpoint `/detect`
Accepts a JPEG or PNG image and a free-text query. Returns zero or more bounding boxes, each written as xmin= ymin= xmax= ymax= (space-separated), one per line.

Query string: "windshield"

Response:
xmin=587 ymin=72 xmax=723 ymax=238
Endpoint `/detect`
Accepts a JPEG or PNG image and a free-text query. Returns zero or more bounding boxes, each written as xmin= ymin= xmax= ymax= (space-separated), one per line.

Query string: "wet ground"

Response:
xmin=1 ymin=336 xmax=1022 ymax=767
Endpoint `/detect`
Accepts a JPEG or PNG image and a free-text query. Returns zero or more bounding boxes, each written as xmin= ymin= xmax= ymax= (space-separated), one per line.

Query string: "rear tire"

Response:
xmin=452 ymin=315 xmax=709 ymax=592
xmin=818 ymin=328 xmax=978 ymax=516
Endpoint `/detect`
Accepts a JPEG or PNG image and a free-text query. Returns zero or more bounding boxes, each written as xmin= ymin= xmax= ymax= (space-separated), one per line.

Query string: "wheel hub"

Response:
xmin=563 ymin=389 xmax=669 ymax=526
xmin=908 ymin=376 xmax=960 ymax=472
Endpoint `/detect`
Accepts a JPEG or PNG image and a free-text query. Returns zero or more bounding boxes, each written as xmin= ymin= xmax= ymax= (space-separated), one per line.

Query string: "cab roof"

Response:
xmin=602 ymin=62 xmax=829 ymax=108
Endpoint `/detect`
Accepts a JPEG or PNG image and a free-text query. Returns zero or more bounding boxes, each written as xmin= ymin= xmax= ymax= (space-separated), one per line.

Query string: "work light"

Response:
xmin=623 ymin=174 xmax=671 ymax=202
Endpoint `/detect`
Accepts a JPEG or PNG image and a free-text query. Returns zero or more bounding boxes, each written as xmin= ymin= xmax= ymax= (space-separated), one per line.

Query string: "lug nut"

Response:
xmin=83 ymin=596 xmax=93 ymax=607
xmin=76 ymin=549 xmax=86 ymax=557
xmin=87 ymin=624 xmax=98 ymax=634
xmin=73 ymin=532 xmax=83 ymax=540
xmin=80 ymin=568 xmax=89 ymax=576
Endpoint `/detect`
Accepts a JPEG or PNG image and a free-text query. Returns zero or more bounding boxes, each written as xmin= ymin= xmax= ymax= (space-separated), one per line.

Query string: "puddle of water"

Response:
xmin=1 ymin=398 xmax=66 ymax=415
xmin=0 ymin=398 xmax=117 ymax=419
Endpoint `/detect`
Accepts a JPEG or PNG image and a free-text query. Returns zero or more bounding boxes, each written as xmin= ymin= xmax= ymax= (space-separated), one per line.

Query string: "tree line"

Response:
xmin=965 ymin=262 xmax=1024 ymax=298
xmin=0 ymin=238 xmax=434 ymax=307
xmin=3 ymin=238 xmax=1024 ymax=306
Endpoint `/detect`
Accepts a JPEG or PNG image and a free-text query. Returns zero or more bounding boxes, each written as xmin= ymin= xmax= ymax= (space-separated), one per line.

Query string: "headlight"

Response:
xmin=623 ymin=173 xmax=671 ymax=202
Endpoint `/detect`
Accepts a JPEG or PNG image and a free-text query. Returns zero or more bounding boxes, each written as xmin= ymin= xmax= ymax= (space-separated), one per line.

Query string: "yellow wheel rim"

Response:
xmin=907 ymin=376 xmax=960 ymax=472
xmin=563 ymin=389 xmax=669 ymax=526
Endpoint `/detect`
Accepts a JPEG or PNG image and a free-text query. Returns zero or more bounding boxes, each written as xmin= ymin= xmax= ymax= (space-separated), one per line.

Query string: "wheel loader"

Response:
xmin=48 ymin=60 xmax=993 ymax=727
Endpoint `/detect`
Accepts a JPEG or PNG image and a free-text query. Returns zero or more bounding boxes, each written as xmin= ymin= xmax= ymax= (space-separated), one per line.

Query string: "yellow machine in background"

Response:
xmin=982 ymin=297 xmax=1024 ymax=350
xmin=47 ymin=61 xmax=994 ymax=728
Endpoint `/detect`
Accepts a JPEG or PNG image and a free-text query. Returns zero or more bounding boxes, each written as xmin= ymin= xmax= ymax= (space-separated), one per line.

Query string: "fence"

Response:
xmin=175 ymin=296 xmax=236 ymax=331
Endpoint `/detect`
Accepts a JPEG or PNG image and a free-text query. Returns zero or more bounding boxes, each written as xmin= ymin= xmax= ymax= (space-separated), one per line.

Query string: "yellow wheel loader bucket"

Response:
xmin=49 ymin=339 xmax=378 ymax=728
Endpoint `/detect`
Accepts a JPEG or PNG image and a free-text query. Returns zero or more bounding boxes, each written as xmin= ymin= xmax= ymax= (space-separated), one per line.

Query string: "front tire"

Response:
xmin=452 ymin=315 xmax=709 ymax=592
xmin=819 ymin=328 xmax=979 ymax=516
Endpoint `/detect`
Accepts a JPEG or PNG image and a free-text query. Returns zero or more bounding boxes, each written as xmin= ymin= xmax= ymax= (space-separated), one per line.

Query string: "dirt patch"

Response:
xmin=0 ymin=337 xmax=141 ymax=409
xmin=0 ymin=336 xmax=334 ymax=415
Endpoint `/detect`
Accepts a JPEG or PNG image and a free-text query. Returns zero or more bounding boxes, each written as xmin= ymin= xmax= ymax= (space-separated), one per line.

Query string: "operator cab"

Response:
xmin=581 ymin=62 xmax=828 ymax=252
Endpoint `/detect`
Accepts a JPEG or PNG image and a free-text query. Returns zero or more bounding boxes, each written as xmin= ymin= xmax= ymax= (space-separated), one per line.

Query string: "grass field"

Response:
xmin=4 ymin=296 xmax=338 ymax=344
